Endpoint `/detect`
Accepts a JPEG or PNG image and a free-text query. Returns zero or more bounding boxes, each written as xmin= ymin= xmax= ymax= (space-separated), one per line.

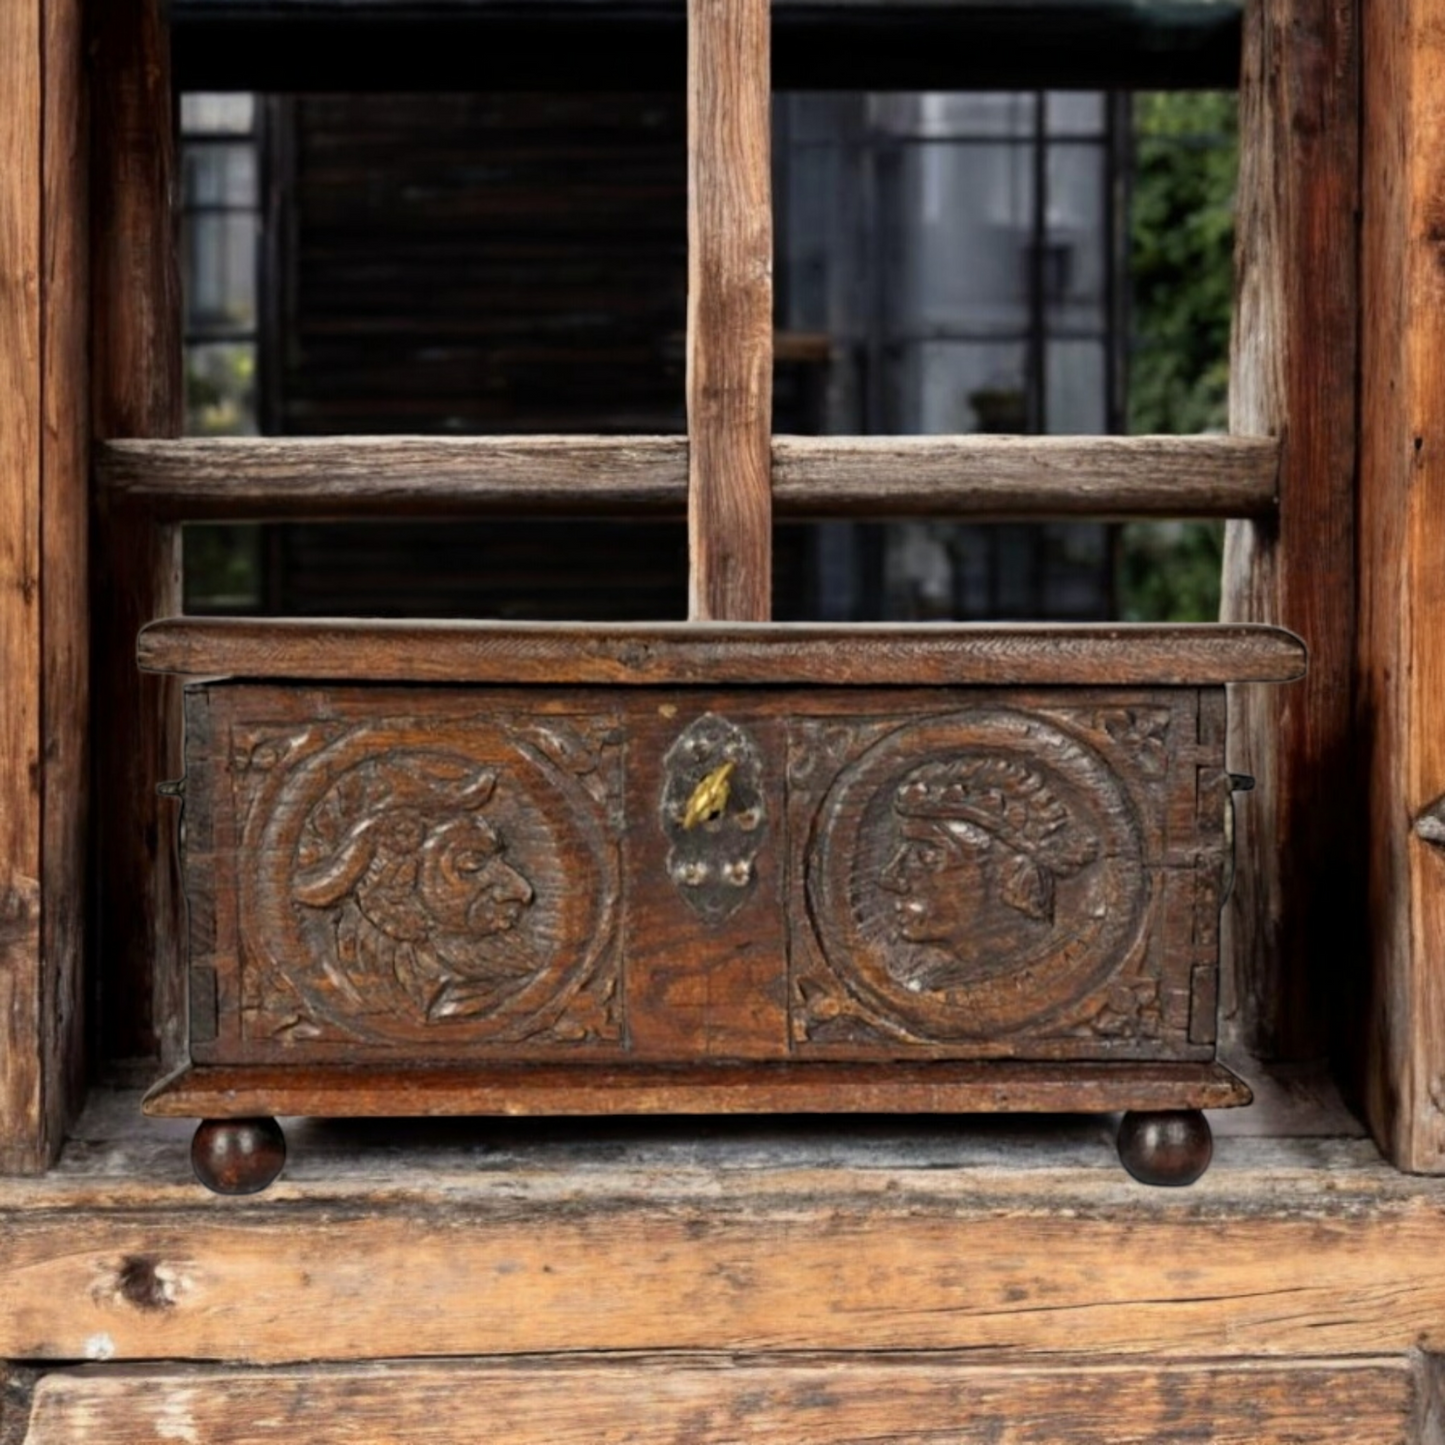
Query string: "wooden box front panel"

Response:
xmin=181 ymin=684 xmax=1227 ymax=1067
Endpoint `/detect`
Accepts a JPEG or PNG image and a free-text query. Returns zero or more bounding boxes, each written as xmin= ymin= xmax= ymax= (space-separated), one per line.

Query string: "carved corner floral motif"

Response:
xmin=1085 ymin=977 xmax=1164 ymax=1041
xmin=1096 ymin=707 xmax=1172 ymax=778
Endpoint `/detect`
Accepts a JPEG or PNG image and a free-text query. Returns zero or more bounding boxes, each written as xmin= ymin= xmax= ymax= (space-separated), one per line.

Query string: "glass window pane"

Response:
xmin=180 ymin=93 xmax=256 ymax=135
xmin=1045 ymin=92 xmax=1106 ymax=137
xmin=881 ymin=143 xmax=1035 ymax=342
xmin=183 ymin=143 xmax=258 ymax=208
xmin=1037 ymin=523 xmax=1113 ymax=618
xmin=1044 ymin=142 xmax=1109 ymax=325
xmin=183 ymin=212 xmax=258 ymax=333
xmin=1047 ymin=339 xmax=1107 ymax=434
xmin=878 ymin=92 xmax=1036 ymax=140
xmin=183 ymin=524 xmax=264 ymax=612
xmin=185 ymin=341 xmax=257 ymax=435
xmin=891 ymin=340 xmax=1029 ymax=435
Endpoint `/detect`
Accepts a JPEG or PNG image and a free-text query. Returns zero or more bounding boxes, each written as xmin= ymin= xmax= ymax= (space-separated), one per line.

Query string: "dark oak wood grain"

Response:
xmin=95 ymin=433 xmax=1280 ymax=522
xmin=89 ymin=0 xmax=185 ymax=1069
xmin=16 ymin=1358 xmax=1417 ymax=1445
xmin=1222 ymin=0 xmax=1359 ymax=1065
xmin=144 ymin=1060 xmax=1251 ymax=1118
xmin=138 ymin=619 xmax=1307 ymax=686
xmin=1358 ymin=0 xmax=1445 ymax=1172
xmin=175 ymin=683 xmax=1234 ymax=1075
xmin=687 ymin=0 xmax=772 ymax=620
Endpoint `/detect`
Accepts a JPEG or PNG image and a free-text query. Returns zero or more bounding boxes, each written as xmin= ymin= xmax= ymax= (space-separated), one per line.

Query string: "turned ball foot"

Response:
xmin=191 ymin=1117 xmax=287 ymax=1195
xmin=1117 ymin=1109 xmax=1212 ymax=1187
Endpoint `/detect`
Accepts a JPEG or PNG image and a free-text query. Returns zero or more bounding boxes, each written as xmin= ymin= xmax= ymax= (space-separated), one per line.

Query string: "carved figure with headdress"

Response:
xmin=879 ymin=754 xmax=1100 ymax=989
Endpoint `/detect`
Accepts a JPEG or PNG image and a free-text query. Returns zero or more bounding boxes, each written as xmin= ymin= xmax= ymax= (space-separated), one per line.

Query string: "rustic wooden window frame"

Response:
xmin=2 ymin=0 xmax=1427 ymax=1183
xmin=18 ymin=3 xmax=1445 ymax=1428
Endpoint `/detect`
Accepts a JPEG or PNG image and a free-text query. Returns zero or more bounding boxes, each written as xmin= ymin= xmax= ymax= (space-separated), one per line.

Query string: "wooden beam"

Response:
xmin=0 ymin=1102 xmax=1442 ymax=1364
xmin=0 ymin=0 xmax=46 ymax=1171
xmin=39 ymin=0 xmax=89 ymax=1168
xmin=1358 ymin=0 xmax=1445 ymax=1171
xmin=134 ymin=618 xmax=1308 ymax=687
xmin=773 ymin=434 xmax=1278 ymax=519
xmin=0 ymin=0 xmax=87 ymax=1173
xmin=1221 ymin=0 xmax=1359 ymax=1061
xmin=16 ymin=1358 xmax=1417 ymax=1444
xmin=100 ymin=436 xmax=689 ymax=519
xmin=89 ymin=0 xmax=185 ymax=1069
xmin=95 ymin=433 xmax=1280 ymax=523
xmin=687 ymin=0 xmax=773 ymax=621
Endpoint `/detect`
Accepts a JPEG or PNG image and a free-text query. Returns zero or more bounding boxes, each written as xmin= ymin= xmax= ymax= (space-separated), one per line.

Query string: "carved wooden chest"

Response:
xmin=140 ymin=619 xmax=1305 ymax=1191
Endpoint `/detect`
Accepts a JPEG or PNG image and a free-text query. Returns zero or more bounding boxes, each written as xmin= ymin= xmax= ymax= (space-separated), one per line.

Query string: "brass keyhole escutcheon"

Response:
xmin=661 ymin=715 xmax=767 ymax=924
xmin=683 ymin=761 xmax=735 ymax=829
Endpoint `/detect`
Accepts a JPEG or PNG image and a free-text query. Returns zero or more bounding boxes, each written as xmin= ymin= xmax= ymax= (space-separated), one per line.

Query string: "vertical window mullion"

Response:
xmin=687 ymin=0 xmax=774 ymax=622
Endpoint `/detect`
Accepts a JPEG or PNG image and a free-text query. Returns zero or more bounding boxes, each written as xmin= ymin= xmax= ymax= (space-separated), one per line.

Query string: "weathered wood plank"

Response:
xmin=17 ymin=1358 xmax=1417 ymax=1445
xmin=774 ymin=434 xmax=1279 ymax=519
xmin=0 ymin=0 xmax=87 ymax=1173
xmin=40 ymin=0 xmax=89 ymax=1170
xmin=90 ymin=0 xmax=185 ymax=1068
xmin=3 ymin=1120 xmax=1445 ymax=1363
xmin=95 ymin=433 xmax=1280 ymax=522
xmin=1221 ymin=0 xmax=1359 ymax=1062
xmin=135 ymin=619 xmax=1307 ymax=685
xmin=100 ymin=436 xmax=689 ymax=518
xmin=687 ymin=0 xmax=772 ymax=620
xmin=1358 ymin=0 xmax=1445 ymax=1171
xmin=142 ymin=1061 xmax=1253 ymax=1119
xmin=0 ymin=0 xmax=46 ymax=1171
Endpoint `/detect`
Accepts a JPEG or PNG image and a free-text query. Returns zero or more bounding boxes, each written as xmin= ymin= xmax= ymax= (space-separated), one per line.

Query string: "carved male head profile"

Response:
xmin=879 ymin=755 xmax=1100 ymax=964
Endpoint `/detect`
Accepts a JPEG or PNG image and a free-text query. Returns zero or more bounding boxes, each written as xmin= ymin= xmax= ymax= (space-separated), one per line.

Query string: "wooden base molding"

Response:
xmin=145 ymin=1060 xmax=1251 ymax=1120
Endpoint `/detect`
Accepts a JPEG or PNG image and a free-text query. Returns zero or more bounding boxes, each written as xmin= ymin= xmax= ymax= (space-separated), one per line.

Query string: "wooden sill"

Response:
xmin=8 ymin=1062 xmax=1444 ymax=1368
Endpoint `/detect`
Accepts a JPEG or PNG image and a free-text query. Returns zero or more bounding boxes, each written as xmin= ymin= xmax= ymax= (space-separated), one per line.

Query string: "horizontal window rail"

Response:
xmin=137 ymin=617 xmax=1306 ymax=686
xmin=98 ymin=433 xmax=1279 ymax=523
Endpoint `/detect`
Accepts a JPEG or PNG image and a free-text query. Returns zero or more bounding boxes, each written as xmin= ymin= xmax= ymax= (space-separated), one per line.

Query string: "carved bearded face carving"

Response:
xmin=346 ymin=809 xmax=534 ymax=944
xmin=292 ymin=752 xmax=539 ymax=1018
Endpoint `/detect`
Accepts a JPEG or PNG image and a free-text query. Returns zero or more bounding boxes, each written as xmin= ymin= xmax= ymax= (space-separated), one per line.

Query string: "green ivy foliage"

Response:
xmin=1119 ymin=91 xmax=1237 ymax=622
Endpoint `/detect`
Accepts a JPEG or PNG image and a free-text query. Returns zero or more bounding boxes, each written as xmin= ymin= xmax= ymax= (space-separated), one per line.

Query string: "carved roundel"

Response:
xmin=241 ymin=721 xmax=618 ymax=1045
xmin=805 ymin=709 xmax=1148 ymax=1039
